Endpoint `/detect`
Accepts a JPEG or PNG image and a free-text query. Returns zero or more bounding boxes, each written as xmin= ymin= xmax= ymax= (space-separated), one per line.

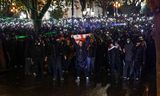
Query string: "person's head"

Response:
xmin=114 ymin=42 xmax=119 ymax=48
xmin=90 ymin=38 xmax=94 ymax=43
xmin=139 ymin=36 xmax=144 ymax=41
xmin=109 ymin=43 xmax=114 ymax=48
xmin=126 ymin=38 xmax=131 ymax=44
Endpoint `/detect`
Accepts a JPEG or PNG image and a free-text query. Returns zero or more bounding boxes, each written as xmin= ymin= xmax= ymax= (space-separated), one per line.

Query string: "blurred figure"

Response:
xmin=73 ymin=39 xmax=87 ymax=83
xmin=24 ymin=37 xmax=33 ymax=76
xmin=45 ymin=37 xmax=56 ymax=78
xmin=108 ymin=42 xmax=122 ymax=82
xmin=133 ymin=36 xmax=146 ymax=80
xmin=122 ymin=38 xmax=134 ymax=80
xmin=31 ymin=37 xmax=45 ymax=78
xmin=86 ymin=37 xmax=96 ymax=77
xmin=53 ymin=38 xmax=64 ymax=81
xmin=94 ymin=38 xmax=107 ymax=85
xmin=63 ymin=39 xmax=73 ymax=73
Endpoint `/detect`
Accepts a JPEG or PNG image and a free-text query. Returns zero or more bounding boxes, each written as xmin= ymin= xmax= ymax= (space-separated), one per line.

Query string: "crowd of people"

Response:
xmin=0 ymin=16 xmax=156 ymax=86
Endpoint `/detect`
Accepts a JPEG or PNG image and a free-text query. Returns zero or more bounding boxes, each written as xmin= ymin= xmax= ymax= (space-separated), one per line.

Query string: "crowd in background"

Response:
xmin=0 ymin=16 xmax=156 ymax=86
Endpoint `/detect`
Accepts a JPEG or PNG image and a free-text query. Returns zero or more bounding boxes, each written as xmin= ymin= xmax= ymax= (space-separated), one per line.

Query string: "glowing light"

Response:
xmin=113 ymin=1 xmax=121 ymax=8
xmin=91 ymin=11 xmax=95 ymax=16
xmin=20 ymin=12 xmax=27 ymax=19
xmin=83 ymin=11 xmax=87 ymax=15
xmin=87 ymin=8 xmax=90 ymax=12
xmin=12 ymin=3 xmax=15 ymax=6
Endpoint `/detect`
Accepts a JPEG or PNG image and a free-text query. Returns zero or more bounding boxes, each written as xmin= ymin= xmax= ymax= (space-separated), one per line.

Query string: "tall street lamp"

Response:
xmin=72 ymin=0 xmax=74 ymax=31
xmin=113 ymin=1 xmax=121 ymax=16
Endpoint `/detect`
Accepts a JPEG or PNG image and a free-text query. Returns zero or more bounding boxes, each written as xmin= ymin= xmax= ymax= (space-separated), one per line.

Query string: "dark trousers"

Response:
xmin=25 ymin=58 xmax=32 ymax=75
xmin=111 ymin=61 xmax=123 ymax=82
xmin=48 ymin=56 xmax=54 ymax=76
xmin=123 ymin=60 xmax=133 ymax=78
xmin=33 ymin=58 xmax=44 ymax=78
xmin=95 ymin=67 xmax=103 ymax=84
xmin=133 ymin=61 xmax=142 ymax=79
xmin=53 ymin=57 xmax=63 ymax=79
xmin=75 ymin=60 xmax=87 ymax=77
xmin=75 ymin=65 xmax=88 ymax=77
xmin=86 ymin=57 xmax=95 ymax=76
xmin=64 ymin=59 xmax=71 ymax=72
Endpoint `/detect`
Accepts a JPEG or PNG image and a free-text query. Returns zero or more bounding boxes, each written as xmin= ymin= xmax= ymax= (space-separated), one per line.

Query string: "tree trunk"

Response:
xmin=102 ymin=7 xmax=106 ymax=16
xmin=33 ymin=19 xmax=42 ymax=33
xmin=80 ymin=0 xmax=86 ymax=12
xmin=153 ymin=13 xmax=160 ymax=96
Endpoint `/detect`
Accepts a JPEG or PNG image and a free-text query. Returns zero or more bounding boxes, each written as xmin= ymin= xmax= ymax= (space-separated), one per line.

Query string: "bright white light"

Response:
xmin=124 ymin=14 xmax=127 ymax=17
xmin=74 ymin=19 xmax=78 ymax=23
xmin=149 ymin=17 xmax=154 ymax=20
xmin=20 ymin=12 xmax=27 ymax=19
xmin=83 ymin=11 xmax=87 ymax=15
xmin=91 ymin=11 xmax=94 ymax=16
xmin=87 ymin=8 xmax=90 ymax=12
xmin=141 ymin=29 xmax=144 ymax=33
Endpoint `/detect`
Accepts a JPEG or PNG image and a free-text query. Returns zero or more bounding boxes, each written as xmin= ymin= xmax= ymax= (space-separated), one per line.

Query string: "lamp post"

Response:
xmin=71 ymin=0 xmax=74 ymax=30
xmin=71 ymin=0 xmax=74 ymax=31
xmin=10 ymin=3 xmax=18 ymax=13
xmin=113 ymin=1 xmax=121 ymax=16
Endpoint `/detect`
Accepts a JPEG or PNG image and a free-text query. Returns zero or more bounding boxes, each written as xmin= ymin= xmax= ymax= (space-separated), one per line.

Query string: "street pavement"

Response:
xmin=0 ymin=70 xmax=156 ymax=96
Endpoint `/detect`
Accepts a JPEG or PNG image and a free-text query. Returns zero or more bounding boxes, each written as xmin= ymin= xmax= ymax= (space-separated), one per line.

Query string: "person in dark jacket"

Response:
xmin=86 ymin=38 xmax=96 ymax=78
xmin=94 ymin=38 xmax=107 ymax=85
xmin=31 ymin=37 xmax=45 ymax=78
xmin=133 ymin=36 xmax=146 ymax=80
xmin=45 ymin=37 xmax=56 ymax=77
xmin=122 ymin=38 xmax=134 ymax=80
xmin=72 ymin=38 xmax=88 ymax=83
xmin=53 ymin=38 xmax=64 ymax=81
xmin=24 ymin=37 xmax=33 ymax=75
xmin=108 ymin=42 xmax=122 ymax=81
xmin=63 ymin=39 xmax=73 ymax=73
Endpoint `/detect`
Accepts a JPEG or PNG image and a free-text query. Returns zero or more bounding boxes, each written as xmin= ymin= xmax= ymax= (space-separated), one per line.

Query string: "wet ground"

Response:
xmin=0 ymin=69 xmax=156 ymax=96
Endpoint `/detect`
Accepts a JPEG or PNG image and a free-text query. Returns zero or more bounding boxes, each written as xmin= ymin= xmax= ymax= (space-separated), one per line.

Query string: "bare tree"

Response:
xmin=0 ymin=0 xmax=13 ymax=16
xmin=95 ymin=0 xmax=113 ymax=16
xmin=18 ymin=0 xmax=52 ymax=33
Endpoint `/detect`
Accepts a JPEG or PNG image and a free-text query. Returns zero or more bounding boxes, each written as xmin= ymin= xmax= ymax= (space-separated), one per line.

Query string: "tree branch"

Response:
xmin=38 ymin=0 xmax=52 ymax=19
xmin=19 ymin=0 xmax=31 ymax=12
